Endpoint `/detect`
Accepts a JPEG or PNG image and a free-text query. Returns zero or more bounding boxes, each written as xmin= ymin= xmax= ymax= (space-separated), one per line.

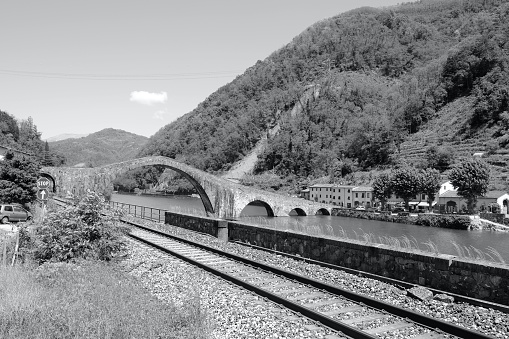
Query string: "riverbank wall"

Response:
xmin=165 ymin=211 xmax=509 ymax=305
xmin=165 ymin=211 xmax=228 ymax=241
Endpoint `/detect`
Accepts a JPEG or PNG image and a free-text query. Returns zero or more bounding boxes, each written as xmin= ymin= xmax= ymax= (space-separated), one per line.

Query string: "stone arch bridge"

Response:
xmin=42 ymin=156 xmax=331 ymax=219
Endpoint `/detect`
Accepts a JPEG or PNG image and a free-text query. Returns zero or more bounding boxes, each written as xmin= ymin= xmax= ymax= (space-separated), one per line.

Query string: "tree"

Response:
xmin=448 ymin=157 xmax=490 ymax=213
xmin=0 ymin=152 xmax=41 ymax=205
xmin=419 ymin=168 xmax=441 ymax=212
xmin=42 ymin=141 xmax=53 ymax=166
xmin=0 ymin=110 xmax=19 ymax=145
xmin=372 ymin=172 xmax=392 ymax=211
xmin=391 ymin=166 xmax=421 ymax=211
xmin=425 ymin=145 xmax=455 ymax=172
xmin=18 ymin=117 xmax=44 ymax=155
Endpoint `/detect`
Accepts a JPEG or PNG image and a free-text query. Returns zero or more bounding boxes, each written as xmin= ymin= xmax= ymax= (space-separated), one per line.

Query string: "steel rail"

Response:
xmin=233 ymin=241 xmax=509 ymax=314
xmin=128 ymin=230 xmax=373 ymax=339
xmin=125 ymin=219 xmax=494 ymax=339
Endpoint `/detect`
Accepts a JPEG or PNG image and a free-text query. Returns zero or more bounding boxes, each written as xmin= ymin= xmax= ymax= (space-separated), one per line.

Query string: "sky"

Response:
xmin=0 ymin=0 xmax=409 ymax=139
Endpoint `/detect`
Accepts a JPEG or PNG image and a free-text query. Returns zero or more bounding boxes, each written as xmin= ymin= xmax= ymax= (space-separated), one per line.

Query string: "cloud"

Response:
xmin=130 ymin=91 xmax=167 ymax=105
xmin=153 ymin=110 xmax=168 ymax=120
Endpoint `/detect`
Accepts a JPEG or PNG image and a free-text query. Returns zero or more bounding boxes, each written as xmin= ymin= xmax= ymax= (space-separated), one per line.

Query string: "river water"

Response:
xmin=111 ymin=193 xmax=509 ymax=262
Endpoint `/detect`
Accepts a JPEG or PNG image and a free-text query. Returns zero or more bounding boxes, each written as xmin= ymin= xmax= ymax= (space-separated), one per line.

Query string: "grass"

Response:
xmin=0 ymin=261 xmax=209 ymax=339
xmin=451 ymin=240 xmax=506 ymax=264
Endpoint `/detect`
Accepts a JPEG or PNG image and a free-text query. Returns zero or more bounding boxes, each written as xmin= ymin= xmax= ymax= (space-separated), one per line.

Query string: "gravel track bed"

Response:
xmin=128 ymin=217 xmax=509 ymax=339
xmin=121 ymin=238 xmax=342 ymax=339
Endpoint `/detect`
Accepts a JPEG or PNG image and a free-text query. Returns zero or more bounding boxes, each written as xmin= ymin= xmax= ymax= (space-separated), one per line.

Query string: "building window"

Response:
xmin=348 ymin=189 xmax=350 ymax=193
xmin=355 ymin=193 xmax=358 ymax=198
xmin=338 ymin=189 xmax=341 ymax=192
xmin=326 ymin=195 xmax=328 ymax=198
xmin=421 ymin=194 xmax=426 ymax=200
xmin=367 ymin=193 xmax=370 ymax=198
xmin=362 ymin=193 xmax=365 ymax=198
xmin=348 ymin=196 xmax=350 ymax=200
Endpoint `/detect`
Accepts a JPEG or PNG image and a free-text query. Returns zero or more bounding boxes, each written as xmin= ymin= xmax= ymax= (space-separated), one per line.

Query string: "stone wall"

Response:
xmin=163 ymin=211 xmax=509 ymax=305
xmin=164 ymin=211 xmax=228 ymax=241
xmin=228 ymin=222 xmax=509 ymax=305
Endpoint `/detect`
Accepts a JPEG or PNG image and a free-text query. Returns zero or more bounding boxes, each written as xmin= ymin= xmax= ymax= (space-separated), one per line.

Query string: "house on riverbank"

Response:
xmin=438 ymin=190 xmax=509 ymax=215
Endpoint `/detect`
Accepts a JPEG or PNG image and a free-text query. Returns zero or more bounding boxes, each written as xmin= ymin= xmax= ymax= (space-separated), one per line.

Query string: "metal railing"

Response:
xmin=109 ymin=201 xmax=165 ymax=222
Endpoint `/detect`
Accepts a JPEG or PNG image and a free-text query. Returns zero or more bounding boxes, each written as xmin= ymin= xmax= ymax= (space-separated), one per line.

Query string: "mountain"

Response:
xmin=45 ymin=133 xmax=89 ymax=142
xmin=49 ymin=128 xmax=148 ymax=167
xmin=138 ymin=0 xmax=509 ymax=192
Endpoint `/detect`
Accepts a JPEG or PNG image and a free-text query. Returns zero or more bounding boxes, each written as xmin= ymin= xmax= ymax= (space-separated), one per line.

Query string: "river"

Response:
xmin=111 ymin=193 xmax=509 ymax=262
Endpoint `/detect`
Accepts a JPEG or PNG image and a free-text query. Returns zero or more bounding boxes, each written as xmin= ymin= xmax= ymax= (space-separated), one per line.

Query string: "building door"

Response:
xmin=446 ymin=201 xmax=457 ymax=213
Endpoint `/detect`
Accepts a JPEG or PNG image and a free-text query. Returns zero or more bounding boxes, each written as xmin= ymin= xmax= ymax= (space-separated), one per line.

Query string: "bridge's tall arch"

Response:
xmin=106 ymin=163 xmax=216 ymax=217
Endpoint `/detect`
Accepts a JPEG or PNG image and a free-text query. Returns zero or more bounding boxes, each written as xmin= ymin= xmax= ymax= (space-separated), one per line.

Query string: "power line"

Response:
xmin=0 ymin=69 xmax=244 ymax=80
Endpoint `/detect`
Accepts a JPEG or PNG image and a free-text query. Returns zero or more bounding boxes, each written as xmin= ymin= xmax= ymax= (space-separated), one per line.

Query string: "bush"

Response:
xmin=331 ymin=208 xmax=472 ymax=230
xmin=31 ymin=191 xmax=127 ymax=264
xmin=415 ymin=214 xmax=471 ymax=229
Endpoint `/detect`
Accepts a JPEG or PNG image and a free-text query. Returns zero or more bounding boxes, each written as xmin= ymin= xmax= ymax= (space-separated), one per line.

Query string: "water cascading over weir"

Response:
xmin=41 ymin=156 xmax=331 ymax=219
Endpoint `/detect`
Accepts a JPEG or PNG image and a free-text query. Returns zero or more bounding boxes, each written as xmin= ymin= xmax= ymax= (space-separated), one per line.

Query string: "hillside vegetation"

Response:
xmin=139 ymin=0 xmax=509 ymax=191
xmin=50 ymin=128 xmax=148 ymax=167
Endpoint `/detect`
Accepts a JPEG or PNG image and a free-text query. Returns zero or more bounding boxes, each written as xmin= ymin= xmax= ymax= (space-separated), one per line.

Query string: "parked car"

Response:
xmin=0 ymin=204 xmax=33 ymax=223
xmin=355 ymin=206 xmax=366 ymax=210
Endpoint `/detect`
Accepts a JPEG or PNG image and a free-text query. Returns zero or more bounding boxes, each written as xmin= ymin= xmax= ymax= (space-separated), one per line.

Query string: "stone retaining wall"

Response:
xmin=165 ymin=212 xmax=509 ymax=305
xmin=164 ymin=211 xmax=228 ymax=241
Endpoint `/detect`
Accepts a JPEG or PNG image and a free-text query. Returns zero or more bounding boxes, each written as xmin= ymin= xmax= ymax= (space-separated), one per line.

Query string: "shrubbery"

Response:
xmin=331 ymin=208 xmax=472 ymax=230
xmin=29 ymin=191 xmax=127 ymax=264
xmin=414 ymin=214 xmax=471 ymax=230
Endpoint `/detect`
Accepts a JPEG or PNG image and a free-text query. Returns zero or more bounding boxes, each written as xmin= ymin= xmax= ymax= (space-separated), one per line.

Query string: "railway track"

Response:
xmin=126 ymin=219 xmax=496 ymax=339
xmin=51 ymin=197 xmax=501 ymax=338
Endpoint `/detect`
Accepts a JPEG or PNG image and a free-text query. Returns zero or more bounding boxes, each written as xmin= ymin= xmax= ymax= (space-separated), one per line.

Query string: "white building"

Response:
xmin=308 ymin=184 xmax=367 ymax=208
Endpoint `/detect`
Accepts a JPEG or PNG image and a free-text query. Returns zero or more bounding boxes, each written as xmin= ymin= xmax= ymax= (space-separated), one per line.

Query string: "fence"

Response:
xmin=109 ymin=201 xmax=165 ymax=222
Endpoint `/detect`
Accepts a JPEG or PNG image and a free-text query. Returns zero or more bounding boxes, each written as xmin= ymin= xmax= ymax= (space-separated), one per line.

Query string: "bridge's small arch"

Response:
xmin=240 ymin=200 xmax=275 ymax=217
xmin=289 ymin=208 xmax=306 ymax=216
xmin=315 ymin=208 xmax=330 ymax=216
xmin=39 ymin=172 xmax=57 ymax=193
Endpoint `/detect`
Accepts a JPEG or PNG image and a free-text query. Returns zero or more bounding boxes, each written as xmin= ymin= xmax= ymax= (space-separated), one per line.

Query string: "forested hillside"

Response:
xmin=0 ymin=111 xmax=62 ymax=165
xmin=49 ymin=128 xmax=148 ymax=167
xmin=139 ymin=0 xmax=509 ymax=191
